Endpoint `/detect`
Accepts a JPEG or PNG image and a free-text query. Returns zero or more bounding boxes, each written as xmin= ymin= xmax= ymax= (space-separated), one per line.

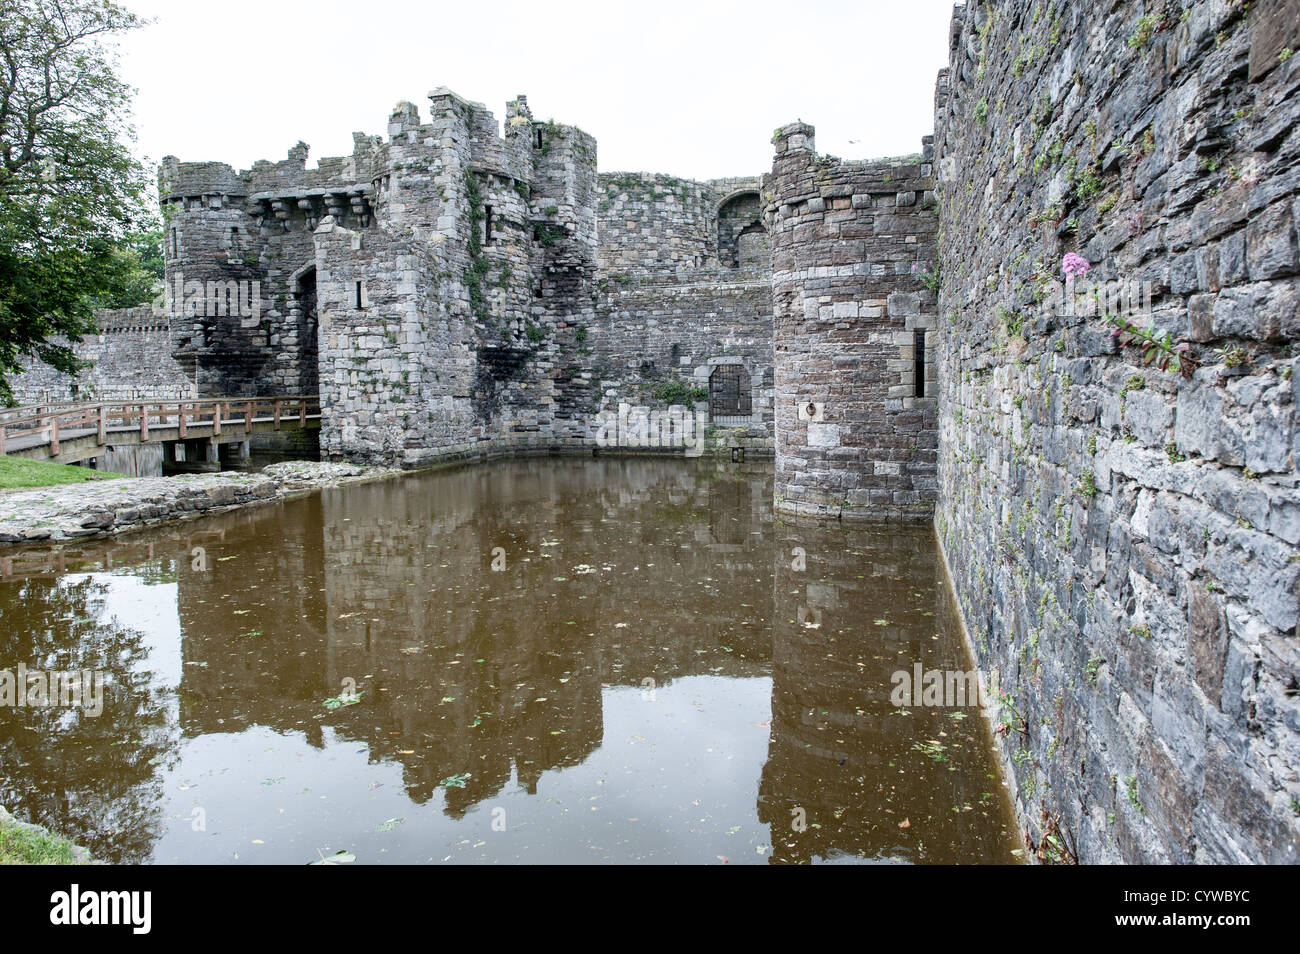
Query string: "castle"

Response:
xmin=11 ymin=0 xmax=1300 ymax=863
xmin=155 ymin=89 xmax=784 ymax=469
xmin=151 ymin=84 xmax=941 ymax=516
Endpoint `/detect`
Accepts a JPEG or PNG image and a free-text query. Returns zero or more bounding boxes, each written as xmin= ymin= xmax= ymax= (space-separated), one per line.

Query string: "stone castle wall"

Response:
xmin=595 ymin=172 xmax=767 ymax=273
xmin=9 ymin=306 xmax=197 ymax=405
xmin=932 ymin=0 xmax=1300 ymax=863
xmin=768 ymin=124 xmax=940 ymax=519
xmin=590 ymin=275 xmax=774 ymax=452
xmin=591 ymin=171 xmax=774 ymax=455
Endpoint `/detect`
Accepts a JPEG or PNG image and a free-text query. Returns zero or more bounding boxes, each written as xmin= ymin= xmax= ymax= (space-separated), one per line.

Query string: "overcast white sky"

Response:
xmin=117 ymin=0 xmax=957 ymax=183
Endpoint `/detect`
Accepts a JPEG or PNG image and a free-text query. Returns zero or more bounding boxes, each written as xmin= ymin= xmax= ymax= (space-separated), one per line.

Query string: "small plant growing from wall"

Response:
xmin=1033 ymin=808 xmax=1078 ymax=865
xmin=996 ymin=304 xmax=1025 ymax=338
xmin=1215 ymin=345 xmax=1248 ymax=367
xmin=534 ymin=222 xmax=566 ymax=247
xmin=652 ymin=377 xmax=707 ymax=406
xmin=1110 ymin=314 xmax=1198 ymax=377
xmin=1127 ymin=14 xmax=1158 ymax=49
xmin=1126 ymin=775 xmax=1145 ymax=816
xmin=912 ymin=261 xmax=941 ymax=291
xmin=993 ymin=690 xmax=1029 ymax=740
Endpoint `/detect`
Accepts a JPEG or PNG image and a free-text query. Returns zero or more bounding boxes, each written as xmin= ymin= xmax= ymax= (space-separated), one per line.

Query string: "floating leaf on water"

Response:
xmin=308 ymin=849 xmax=356 ymax=865
xmin=322 ymin=691 xmax=363 ymax=710
xmin=376 ymin=817 xmax=404 ymax=832
xmin=440 ymin=772 xmax=471 ymax=788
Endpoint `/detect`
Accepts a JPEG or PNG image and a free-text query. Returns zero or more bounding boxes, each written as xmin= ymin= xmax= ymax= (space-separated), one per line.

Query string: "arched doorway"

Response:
xmin=717 ymin=192 xmax=768 ymax=269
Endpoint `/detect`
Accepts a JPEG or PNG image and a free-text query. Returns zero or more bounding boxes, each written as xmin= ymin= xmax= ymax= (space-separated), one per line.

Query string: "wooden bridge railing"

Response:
xmin=0 ymin=396 xmax=321 ymax=457
xmin=0 ymin=400 xmax=91 ymax=428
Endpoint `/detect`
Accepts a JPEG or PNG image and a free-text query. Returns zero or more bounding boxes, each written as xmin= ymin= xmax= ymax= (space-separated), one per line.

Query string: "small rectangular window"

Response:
xmin=171 ymin=227 xmax=178 ymax=257
xmin=483 ymin=205 xmax=494 ymax=245
xmin=914 ymin=330 xmax=926 ymax=398
xmin=354 ymin=281 xmax=363 ymax=309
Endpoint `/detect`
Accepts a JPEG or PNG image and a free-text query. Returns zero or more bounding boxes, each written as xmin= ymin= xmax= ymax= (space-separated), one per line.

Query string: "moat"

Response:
xmin=0 ymin=458 xmax=1018 ymax=864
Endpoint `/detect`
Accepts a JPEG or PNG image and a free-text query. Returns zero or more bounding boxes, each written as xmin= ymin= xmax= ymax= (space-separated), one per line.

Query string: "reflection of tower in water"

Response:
xmin=760 ymin=523 xmax=1019 ymax=864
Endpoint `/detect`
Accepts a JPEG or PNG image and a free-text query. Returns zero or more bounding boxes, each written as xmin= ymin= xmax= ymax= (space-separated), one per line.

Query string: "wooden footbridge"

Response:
xmin=0 ymin=396 xmax=321 ymax=466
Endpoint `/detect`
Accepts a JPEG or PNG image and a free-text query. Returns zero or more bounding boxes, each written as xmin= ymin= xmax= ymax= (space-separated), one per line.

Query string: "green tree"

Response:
xmin=0 ymin=0 xmax=156 ymax=405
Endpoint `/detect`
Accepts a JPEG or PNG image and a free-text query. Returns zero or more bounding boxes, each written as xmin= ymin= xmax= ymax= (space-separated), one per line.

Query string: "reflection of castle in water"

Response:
xmin=174 ymin=458 xmax=775 ymax=817
xmin=1 ymin=458 xmax=1015 ymax=863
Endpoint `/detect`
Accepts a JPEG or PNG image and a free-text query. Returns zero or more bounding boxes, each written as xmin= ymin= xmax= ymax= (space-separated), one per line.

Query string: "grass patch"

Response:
xmin=0 ymin=822 xmax=88 ymax=865
xmin=0 ymin=456 xmax=127 ymax=490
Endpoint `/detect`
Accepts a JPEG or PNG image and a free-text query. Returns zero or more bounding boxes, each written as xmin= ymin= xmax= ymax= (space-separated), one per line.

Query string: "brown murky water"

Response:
xmin=0 ymin=458 xmax=1021 ymax=864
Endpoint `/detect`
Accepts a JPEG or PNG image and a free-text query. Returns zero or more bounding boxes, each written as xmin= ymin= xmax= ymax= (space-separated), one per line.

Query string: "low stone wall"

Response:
xmin=0 ymin=462 xmax=392 ymax=546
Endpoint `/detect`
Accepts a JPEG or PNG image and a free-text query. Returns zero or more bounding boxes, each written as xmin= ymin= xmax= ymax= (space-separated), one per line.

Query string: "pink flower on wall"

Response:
xmin=1061 ymin=252 xmax=1091 ymax=278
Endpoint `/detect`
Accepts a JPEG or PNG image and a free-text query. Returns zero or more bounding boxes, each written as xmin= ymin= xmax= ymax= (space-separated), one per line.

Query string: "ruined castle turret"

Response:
xmin=769 ymin=122 xmax=939 ymax=520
